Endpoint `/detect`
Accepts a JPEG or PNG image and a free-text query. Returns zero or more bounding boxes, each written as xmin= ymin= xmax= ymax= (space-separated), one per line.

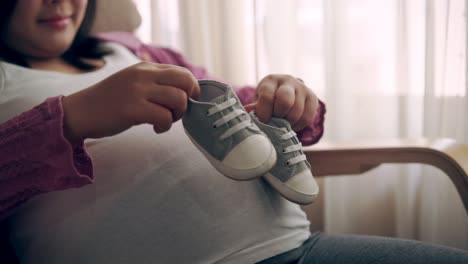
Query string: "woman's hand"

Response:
xmin=245 ymin=74 xmax=319 ymax=131
xmin=62 ymin=62 xmax=200 ymax=144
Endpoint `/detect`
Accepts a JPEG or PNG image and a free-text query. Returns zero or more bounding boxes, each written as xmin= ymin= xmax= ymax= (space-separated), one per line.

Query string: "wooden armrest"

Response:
xmin=303 ymin=138 xmax=468 ymax=213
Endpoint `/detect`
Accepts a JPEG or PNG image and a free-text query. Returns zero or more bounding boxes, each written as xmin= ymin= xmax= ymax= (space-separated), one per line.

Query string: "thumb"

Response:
xmin=244 ymin=103 xmax=257 ymax=113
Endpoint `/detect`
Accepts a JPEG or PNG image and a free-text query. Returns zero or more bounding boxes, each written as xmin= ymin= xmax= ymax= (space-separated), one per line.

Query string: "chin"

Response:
xmin=42 ymin=32 xmax=77 ymax=54
xmin=36 ymin=40 xmax=75 ymax=57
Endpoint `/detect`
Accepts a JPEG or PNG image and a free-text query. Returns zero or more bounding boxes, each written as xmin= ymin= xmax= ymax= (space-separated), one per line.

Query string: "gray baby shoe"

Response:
xmin=183 ymin=80 xmax=277 ymax=181
xmin=250 ymin=111 xmax=319 ymax=204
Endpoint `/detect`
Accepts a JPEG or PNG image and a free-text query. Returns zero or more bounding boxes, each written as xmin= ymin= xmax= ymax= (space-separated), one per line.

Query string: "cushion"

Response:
xmin=91 ymin=0 xmax=141 ymax=33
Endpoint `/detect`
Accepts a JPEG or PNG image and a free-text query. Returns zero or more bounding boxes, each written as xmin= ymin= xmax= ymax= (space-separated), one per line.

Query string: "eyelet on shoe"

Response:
xmin=282 ymin=149 xmax=286 ymax=153
xmin=285 ymin=162 xmax=290 ymax=166
xmin=213 ymin=125 xmax=217 ymax=128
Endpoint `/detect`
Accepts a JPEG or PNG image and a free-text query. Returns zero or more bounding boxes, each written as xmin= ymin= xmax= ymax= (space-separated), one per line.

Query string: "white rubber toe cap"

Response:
xmin=222 ymin=134 xmax=274 ymax=170
xmin=285 ymin=169 xmax=319 ymax=196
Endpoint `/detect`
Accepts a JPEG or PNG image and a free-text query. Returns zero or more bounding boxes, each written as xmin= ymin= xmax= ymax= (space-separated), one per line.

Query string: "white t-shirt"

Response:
xmin=1 ymin=43 xmax=311 ymax=264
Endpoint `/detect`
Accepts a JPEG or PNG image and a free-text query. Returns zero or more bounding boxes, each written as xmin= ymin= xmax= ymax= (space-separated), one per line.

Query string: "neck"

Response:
xmin=27 ymin=56 xmax=83 ymax=74
xmin=26 ymin=56 xmax=104 ymax=74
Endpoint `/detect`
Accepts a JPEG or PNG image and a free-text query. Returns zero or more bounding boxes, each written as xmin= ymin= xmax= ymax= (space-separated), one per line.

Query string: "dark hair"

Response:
xmin=0 ymin=0 xmax=111 ymax=70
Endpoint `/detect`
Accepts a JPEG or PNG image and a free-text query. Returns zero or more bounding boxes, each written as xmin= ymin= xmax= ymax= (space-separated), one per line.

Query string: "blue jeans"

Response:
xmin=257 ymin=232 xmax=468 ymax=264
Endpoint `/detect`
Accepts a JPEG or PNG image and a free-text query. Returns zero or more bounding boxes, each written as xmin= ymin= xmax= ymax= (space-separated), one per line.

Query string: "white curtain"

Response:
xmin=133 ymin=0 xmax=468 ymax=249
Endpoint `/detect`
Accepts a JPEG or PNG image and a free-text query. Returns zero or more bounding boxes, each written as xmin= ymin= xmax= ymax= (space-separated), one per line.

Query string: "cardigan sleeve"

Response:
xmin=0 ymin=96 xmax=93 ymax=221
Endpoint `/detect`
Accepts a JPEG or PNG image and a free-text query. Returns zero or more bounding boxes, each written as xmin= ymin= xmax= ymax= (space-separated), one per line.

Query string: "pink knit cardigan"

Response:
xmin=0 ymin=32 xmax=326 ymax=221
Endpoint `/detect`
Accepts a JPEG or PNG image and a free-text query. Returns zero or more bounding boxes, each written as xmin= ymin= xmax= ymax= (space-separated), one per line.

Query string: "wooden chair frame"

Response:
xmin=302 ymin=138 xmax=468 ymax=230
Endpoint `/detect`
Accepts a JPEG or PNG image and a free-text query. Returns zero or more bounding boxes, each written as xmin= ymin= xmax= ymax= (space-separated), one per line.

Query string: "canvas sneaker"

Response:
xmin=250 ymin=111 xmax=319 ymax=204
xmin=182 ymin=80 xmax=277 ymax=181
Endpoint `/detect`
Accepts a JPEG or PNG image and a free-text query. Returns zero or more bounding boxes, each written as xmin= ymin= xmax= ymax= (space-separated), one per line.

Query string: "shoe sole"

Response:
xmin=263 ymin=172 xmax=319 ymax=205
xmin=185 ymin=130 xmax=277 ymax=181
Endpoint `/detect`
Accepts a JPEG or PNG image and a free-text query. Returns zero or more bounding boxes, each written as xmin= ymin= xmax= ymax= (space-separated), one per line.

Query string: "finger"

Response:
xmin=145 ymin=84 xmax=188 ymax=121
xmin=139 ymin=101 xmax=174 ymax=133
xmin=255 ymin=80 xmax=277 ymax=123
xmin=191 ymin=81 xmax=201 ymax=100
xmin=292 ymin=95 xmax=317 ymax=131
xmin=151 ymin=66 xmax=199 ymax=99
xmin=273 ymin=84 xmax=295 ymax=117
xmin=286 ymin=88 xmax=306 ymax=127
xmin=244 ymin=103 xmax=257 ymax=113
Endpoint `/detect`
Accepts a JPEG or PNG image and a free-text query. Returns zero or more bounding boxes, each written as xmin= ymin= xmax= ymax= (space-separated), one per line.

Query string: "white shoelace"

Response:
xmin=207 ymin=98 xmax=256 ymax=140
xmin=280 ymin=130 xmax=307 ymax=166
